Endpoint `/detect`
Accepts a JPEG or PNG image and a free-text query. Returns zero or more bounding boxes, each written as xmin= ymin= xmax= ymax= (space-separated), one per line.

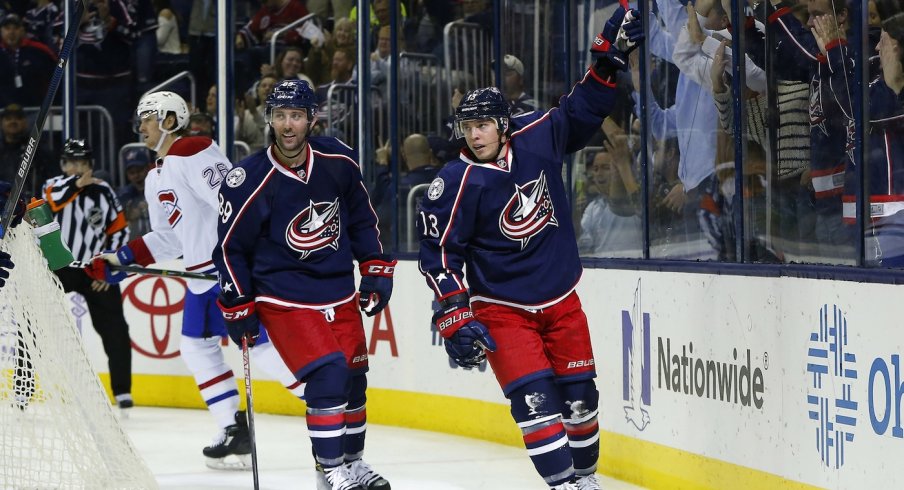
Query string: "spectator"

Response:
xmin=635 ymin=4 xmax=720 ymax=260
xmin=304 ymin=16 xmax=356 ymax=85
xmin=117 ymin=146 xmax=152 ymax=237
xmin=24 ymin=0 xmax=62 ymax=50
xmin=815 ymin=12 xmax=904 ymax=266
xmin=263 ymin=45 xmax=315 ymax=84
xmin=412 ymin=1 xmax=455 ymax=55
xmin=0 ymin=103 xmax=54 ymax=198
xmin=154 ymin=0 xmax=182 ymax=56
xmin=235 ymin=0 xmax=310 ymax=93
xmin=235 ymin=0 xmax=309 ymax=52
xmin=371 ymin=133 xmax=442 ymax=245
xmin=495 ymin=54 xmax=540 ymax=116
xmin=315 ymin=45 xmax=356 ymax=102
xmin=188 ymin=112 xmax=214 ymax=137
xmin=203 ymin=84 xmax=264 ymax=150
xmin=128 ymin=0 xmax=159 ymax=96
xmin=577 ymin=126 xmax=642 ymax=258
xmin=76 ymin=0 xmax=135 ymax=152
xmin=349 ymin=0 xmax=408 ymax=51
xmin=187 ymin=0 xmax=216 ymax=102
xmin=244 ymin=73 xmax=278 ymax=146
xmin=306 ymin=0 xmax=353 ymax=21
xmin=0 ymin=13 xmax=57 ymax=108
xmin=370 ymin=25 xmax=405 ymax=94
xmin=331 ymin=16 xmax=356 ymax=49
xmin=762 ymin=0 xmax=854 ymax=262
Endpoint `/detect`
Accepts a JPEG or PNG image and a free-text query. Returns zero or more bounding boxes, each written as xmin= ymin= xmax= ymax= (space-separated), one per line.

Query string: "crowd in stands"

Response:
xmin=0 ymin=0 xmax=901 ymax=266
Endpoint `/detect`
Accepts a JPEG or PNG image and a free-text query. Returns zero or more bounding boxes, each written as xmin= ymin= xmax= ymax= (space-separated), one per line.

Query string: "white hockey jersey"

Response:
xmin=139 ymin=136 xmax=231 ymax=293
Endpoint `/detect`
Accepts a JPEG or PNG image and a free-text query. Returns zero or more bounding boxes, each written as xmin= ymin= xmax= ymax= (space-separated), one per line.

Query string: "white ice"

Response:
xmin=123 ymin=406 xmax=645 ymax=490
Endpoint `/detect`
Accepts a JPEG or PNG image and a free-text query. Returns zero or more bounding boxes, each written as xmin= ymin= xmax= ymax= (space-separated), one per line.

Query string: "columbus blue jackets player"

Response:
xmin=417 ymin=7 xmax=643 ymax=490
xmin=214 ymin=79 xmax=395 ymax=490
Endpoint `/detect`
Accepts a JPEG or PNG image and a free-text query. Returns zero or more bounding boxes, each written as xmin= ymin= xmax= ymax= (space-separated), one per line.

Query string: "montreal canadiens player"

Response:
xmin=417 ymin=7 xmax=643 ymax=490
xmin=87 ymin=91 xmax=306 ymax=470
xmin=214 ymin=79 xmax=395 ymax=490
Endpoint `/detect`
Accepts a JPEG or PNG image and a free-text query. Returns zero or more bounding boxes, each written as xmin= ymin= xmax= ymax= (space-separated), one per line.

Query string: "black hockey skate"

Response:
xmin=202 ymin=411 xmax=252 ymax=470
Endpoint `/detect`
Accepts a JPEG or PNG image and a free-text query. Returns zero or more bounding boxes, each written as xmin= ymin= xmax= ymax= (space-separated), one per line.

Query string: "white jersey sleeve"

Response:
xmin=142 ymin=137 xmax=232 ymax=293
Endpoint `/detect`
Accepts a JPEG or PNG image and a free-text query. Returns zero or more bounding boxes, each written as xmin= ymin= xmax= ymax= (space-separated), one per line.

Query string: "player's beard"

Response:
xmin=276 ymin=131 xmax=306 ymax=154
xmin=275 ymin=129 xmax=307 ymax=160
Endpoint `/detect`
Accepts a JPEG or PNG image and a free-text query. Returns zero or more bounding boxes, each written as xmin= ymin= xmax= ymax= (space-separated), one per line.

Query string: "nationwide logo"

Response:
xmin=621 ymin=279 xmax=767 ymax=435
xmin=622 ymin=279 xmax=651 ymax=431
xmin=806 ymin=304 xmax=857 ymax=469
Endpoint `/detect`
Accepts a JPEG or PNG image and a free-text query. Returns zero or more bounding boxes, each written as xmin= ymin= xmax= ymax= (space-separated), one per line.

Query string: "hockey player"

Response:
xmin=46 ymin=139 xmax=135 ymax=409
xmin=214 ymin=79 xmax=394 ymax=490
xmin=417 ymin=7 xmax=643 ymax=490
xmin=86 ymin=91 xmax=306 ymax=470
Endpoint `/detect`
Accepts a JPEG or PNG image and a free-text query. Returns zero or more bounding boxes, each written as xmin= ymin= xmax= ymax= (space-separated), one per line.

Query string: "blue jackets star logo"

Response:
xmin=498 ymin=171 xmax=557 ymax=248
xmin=285 ymin=198 xmax=341 ymax=259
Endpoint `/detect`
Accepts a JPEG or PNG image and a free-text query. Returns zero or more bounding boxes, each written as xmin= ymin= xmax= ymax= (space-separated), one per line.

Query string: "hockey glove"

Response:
xmin=590 ymin=6 xmax=644 ymax=75
xmin=0 ymin=181 xmax=25 ymax=230
xmin=433 ymin=292 xmax=497 ymax=369
xmin=0 ymin=250 xmax=13 ymax=289
xmin=358 ymin=256 xmax=397 ymax=317
xmin=217 ymin=296 xmax=261 ymax=347
xmin=84 ymin=249 xmax=128 ymax=284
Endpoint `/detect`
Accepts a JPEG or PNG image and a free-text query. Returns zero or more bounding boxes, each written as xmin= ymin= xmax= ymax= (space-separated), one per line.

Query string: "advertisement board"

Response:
xmin=75 ymin=261 xmax=903 ymax=489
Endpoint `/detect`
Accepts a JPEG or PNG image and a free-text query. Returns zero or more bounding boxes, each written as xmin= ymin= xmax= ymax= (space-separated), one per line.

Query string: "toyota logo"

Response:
xmin=122 ymin=275 xmax=186 ymax=359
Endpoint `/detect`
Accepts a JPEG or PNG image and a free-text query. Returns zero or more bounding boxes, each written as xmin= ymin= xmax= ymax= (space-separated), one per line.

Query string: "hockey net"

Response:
xmin=0 ymin=225 xmax=157 ymax=489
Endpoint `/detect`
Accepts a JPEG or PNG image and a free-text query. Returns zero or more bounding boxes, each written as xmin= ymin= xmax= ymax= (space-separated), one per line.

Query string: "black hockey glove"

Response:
xmin=358 ymin=255 xmax=397 ymax=317
xmin=0 ymin=250 xmax=13 ymax=289
xmin=217 ymin=296 xmax=260 ymax=347
xmin=433 ymin=291 xmax=497 ymax=369
xmin=590 ymin=6 xmax=644 ymax=77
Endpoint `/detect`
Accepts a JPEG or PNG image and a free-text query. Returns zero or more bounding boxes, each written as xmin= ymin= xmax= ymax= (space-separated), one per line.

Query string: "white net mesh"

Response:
xmin=0 ymin=225 xmax=157 ymax=489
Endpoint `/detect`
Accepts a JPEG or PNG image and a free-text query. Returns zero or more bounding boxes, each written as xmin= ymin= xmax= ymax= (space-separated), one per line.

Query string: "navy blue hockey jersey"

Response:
xmin=417 ymin=69 xmax=616 ymax=308
xmin=214 ymin=138 xmax=384 ymax=308
xmin=768 ymin=4 xmax=850 ymax=211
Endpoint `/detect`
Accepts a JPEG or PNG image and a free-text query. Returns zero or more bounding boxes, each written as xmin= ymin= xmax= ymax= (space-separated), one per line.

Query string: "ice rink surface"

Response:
xmin=123 ymin=407 xmax=644 ymax=490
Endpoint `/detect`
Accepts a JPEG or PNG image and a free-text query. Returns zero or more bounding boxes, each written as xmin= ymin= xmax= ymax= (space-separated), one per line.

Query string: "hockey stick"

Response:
xmin=69 ymin=261 xmax=218 ymax=281
xmin=242 ymin=335 xmax=260 ymax=490
xmin=0 ymin=0 xmax=86 ymax=239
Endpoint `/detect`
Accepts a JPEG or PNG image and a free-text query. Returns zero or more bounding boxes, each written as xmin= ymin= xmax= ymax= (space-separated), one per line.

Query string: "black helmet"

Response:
xmin=453 ymin=87 xmax=511 ymax=139
xmin=62 ymin=139 xmax=92 ymax=161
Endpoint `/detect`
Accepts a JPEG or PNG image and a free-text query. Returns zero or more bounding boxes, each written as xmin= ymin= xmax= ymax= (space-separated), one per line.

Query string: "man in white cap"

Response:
xmin=497 ymin=54 xmax=540 ymax=116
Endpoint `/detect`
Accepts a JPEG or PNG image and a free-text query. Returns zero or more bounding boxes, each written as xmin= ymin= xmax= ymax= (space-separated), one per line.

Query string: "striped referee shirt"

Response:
xmin=44 ymin=175 xmax=129 ymax=262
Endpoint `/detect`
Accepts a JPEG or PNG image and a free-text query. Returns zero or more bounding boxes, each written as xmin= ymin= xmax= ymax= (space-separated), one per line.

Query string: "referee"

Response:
xmin=45 ymin=139 xmax=134 ymax=409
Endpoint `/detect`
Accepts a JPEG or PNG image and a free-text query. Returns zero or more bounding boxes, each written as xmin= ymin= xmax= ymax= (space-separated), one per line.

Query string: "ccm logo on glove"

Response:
xmin=223 ymin=305 xmax=254 ymax=321
xmin=364 ymin=263 xmax=395 ymax=275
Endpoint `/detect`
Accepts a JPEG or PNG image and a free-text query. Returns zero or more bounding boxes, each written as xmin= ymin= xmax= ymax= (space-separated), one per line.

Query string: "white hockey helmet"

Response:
xmin=135 ymin=91 xmax=190 ymax=134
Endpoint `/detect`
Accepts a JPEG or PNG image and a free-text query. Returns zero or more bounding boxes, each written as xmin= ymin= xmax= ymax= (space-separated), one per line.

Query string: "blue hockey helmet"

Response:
xmin=265 ymin=79 xmax=319 ymax=121
xmin=453 ymin=87 xmax=511 ymax=139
